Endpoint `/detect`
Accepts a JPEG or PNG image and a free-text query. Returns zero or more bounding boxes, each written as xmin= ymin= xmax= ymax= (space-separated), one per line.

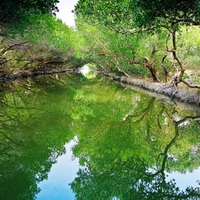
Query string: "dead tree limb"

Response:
xmin=150 ymin=42 xmax=156 ymax=59
xmin=142 ymin=43 xmax=160 ymax=82
xmin=115 ymin=65 xmax=131 ymax=77
xmin=0 ymin=42 xmax=27 ymax=56
xmin=161 ymin=54 xmax=168 ymax=82
xmin=180 ymin=79 xmax=200 ymax=89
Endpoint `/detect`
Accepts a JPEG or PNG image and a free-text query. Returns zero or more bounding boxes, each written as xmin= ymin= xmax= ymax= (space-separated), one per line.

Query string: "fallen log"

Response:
xmin=101 ymin=71 xmax=200 ymax=105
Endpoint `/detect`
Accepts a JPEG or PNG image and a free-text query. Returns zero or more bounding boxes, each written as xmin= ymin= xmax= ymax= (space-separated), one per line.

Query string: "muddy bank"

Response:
xmin=102 ymin=71 xmax=200 ymax=105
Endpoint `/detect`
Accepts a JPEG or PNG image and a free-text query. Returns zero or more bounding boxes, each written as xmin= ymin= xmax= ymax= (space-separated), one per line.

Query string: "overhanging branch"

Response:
xmin=180 ymin=79 xmax=200 ymax=89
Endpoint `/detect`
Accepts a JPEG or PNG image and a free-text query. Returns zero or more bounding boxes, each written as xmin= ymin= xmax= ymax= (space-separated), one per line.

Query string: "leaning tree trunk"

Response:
xmin=143 ymin=57 xmax=160 ymax=82
xmin=143 ymin=42 xmax=160 ymax=82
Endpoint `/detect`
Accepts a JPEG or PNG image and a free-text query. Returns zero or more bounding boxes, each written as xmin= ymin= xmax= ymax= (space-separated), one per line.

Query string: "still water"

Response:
xmin=0 ymin=73 xmax=200 ymax=200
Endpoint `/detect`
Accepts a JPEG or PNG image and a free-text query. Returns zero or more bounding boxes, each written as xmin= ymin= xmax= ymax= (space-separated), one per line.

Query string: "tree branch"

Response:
xmin=0 ymin=42 xmax=27 ymax=56
xmin=104 ymin=24 xmax=156 ymax=34
xmin=180 ymin=79 xmax=200 ymax=89
xmin=150 ymin=42 xmax=156 ymax=59
xmin=161 ymin=54 xmax=168 ymax=82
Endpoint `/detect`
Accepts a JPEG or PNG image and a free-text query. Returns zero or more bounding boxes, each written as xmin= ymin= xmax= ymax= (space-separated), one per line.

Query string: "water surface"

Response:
xmin=0 ymin=73 xmax=199 ymax=199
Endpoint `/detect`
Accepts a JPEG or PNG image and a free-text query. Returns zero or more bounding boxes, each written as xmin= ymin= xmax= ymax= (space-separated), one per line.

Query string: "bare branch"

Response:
xmin=180 ymin=79 xmax=200 ymax=89
xmin=0 ymin=42 xmax=27 ymax=56
xmin=115 ymin=65 xmax=131 ymax=77
xmin=161 ymin=54 xmax=168 ymax=82
xmin=169 ymin=16 xmax=200 ymax=26
xmin=150 ymin=42 xmax=156 ymax=59
xmin=104 ymin=24 xmax=156 ymax=34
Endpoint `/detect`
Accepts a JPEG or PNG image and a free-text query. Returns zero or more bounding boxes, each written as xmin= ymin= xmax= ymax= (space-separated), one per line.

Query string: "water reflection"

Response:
xmin=0 ymin=75 xmax=77 ymax=200
xmin=0 ymin=74 xmax=199 ymax=199
xmin=69 ymin=80 xmax=200 ymax=199
xmin=37 ymin=140 xmax=79 ymax=200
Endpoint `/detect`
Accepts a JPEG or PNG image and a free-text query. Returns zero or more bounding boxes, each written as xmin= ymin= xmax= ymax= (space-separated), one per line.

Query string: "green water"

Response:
xmin=0 ymin=73 xmax=200 ymax=200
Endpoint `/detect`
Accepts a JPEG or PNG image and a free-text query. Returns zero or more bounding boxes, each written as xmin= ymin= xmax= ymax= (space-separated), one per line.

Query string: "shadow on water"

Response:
xmin=0 ymin=74 xmax=199 ymax=199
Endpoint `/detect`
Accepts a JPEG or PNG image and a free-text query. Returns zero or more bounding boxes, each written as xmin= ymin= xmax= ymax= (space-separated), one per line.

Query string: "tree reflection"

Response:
xmin=0 ymin=75 xmax=200 ymax=199
xmin=70 ymin=93 xmax=200 ymax=199
xmin=0 ymin=76 xmax=76 ymax=200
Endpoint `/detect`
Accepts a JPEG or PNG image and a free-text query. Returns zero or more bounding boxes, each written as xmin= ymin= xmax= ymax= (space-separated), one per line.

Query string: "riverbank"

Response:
xmin=1 ymin=68 xmax=200 ymax=105
xmin=101 ymin=71 xmax=200 ymax=105
xmin=0 ymin=69 xmax=79 ymax=82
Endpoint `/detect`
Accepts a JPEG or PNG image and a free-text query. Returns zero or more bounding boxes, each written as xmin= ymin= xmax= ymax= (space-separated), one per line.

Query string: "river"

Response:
xmin=0 ymin=73 xmax=200 ymax=200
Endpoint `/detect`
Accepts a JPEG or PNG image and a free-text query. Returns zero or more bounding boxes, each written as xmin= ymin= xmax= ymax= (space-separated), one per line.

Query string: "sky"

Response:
xmin=56 ymin=0 xmax=79 ymax=27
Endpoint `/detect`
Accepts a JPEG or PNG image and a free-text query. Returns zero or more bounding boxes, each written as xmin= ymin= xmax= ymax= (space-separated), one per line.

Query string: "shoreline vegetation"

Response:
xmin=1 ymin=65 xmax=199 ymax=106
xmin=0 ymin=1 xmax=200 ymax=105
xmin=0 ymin=68 xmax=78 ymax=82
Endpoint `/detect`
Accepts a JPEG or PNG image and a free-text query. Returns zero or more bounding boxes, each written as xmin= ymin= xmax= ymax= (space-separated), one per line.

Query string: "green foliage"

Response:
xmin=74 ymin=20 xmax=149 ymax=76
xmin=134 ymin=0 xmax=200 ymax=28
xmin=74 ymin=0 xmax=200 ymax=85
xmin=74 ymin=0 xmax=200 ymax=30
xmin=0 ymin=14 xmax=81 ymax=74
xmin=22 ymin=14 xmax=75 ymax=52
xmin=74 ymin=0 xmax=134 ymax=32
xmin=178 ymin=26 xmax=200 ymax=59
xmin=74 ymin=18 xmax=200 ymax=82
xmin=0 ymin=0 xmax=59 ymax=33
xmin=0 ymin=1 xmax=60 ymax=44
xmin=0 ymin=0 xmax=83 ymax=75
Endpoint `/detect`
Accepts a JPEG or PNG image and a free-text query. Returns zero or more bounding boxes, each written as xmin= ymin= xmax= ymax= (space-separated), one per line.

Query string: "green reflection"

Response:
xmin=0 ymin=74 xmax=199 ymax=200
xmin=69 ymin=81 xmax=200 ymax=199
xmin=0 ymin=74 xmax=80 ymax=200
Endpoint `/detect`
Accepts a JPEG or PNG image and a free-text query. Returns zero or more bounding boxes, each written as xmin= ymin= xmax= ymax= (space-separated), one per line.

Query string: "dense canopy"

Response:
xmin=74 ymin=0 xmax=200 ymax=30
xmin=0 ymin=0 xmax=59 ymax=30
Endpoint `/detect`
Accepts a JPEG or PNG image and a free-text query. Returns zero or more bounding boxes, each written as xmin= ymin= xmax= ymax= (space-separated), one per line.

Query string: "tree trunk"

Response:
xmin=149 ymin=67 xmax=159 ymax=82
